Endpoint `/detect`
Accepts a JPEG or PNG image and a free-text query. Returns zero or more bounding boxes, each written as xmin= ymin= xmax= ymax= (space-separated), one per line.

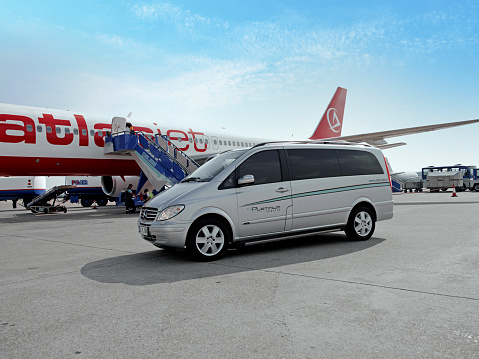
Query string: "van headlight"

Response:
xmin=156 ymin=205 xmax=185 ymax=221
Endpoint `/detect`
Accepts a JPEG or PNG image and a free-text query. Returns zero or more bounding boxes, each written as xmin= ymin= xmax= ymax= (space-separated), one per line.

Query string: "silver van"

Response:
xmin=138 ymin=141 xmax=393 ymax=260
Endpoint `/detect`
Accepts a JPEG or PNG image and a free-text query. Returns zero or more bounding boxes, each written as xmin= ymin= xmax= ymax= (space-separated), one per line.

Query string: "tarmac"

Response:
xmin=1 ymin=191 xmax=478 ymax=358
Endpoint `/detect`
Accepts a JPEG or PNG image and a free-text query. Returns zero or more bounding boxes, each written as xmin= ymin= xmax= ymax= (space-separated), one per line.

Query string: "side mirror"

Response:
xmin=238 ymin=174 xmax=255 ymax=186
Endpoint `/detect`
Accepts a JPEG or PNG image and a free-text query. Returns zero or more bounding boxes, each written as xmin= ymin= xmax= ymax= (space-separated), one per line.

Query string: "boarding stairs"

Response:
xmin=104 ymin=130 xmax=200 ymax=190
xmin=390 ymin=176 xmax=404 ymax=193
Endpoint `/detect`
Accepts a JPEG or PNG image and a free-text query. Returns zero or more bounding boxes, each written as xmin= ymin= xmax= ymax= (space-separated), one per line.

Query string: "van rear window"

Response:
xmin=287 ymin=148 xmax=383 ymax=179
xmin=336 ymin=149 xmax=384 ymax=176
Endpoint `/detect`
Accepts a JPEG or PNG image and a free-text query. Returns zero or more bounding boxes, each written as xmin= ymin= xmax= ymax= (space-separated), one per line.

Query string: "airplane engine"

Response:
xmin=100 ymin=176 xmax=153 ymax=198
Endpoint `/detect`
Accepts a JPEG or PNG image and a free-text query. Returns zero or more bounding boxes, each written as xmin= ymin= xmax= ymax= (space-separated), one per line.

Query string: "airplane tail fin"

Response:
xmin=309 ymin=87 xmax=347 ymax=140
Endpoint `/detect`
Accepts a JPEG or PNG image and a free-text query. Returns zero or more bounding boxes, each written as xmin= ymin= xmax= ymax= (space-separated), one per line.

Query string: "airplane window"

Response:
xmin=214 ymin=140 xmax=217 ymax=145
xmin=65 ymin=128 xmax=70 ymax=135
xmin=37 ymin=125 xmax=42 ymax=132
xmin=195 ymin=138 xmax=198 ymax=143
xmin=189 ymin=138 xmax=193 ymax=143
xmin=241 ymin=142 xmax=244 ymax=147
xmin=219 ymin=140 xmax=222 ymax=145
xmin=98 ymin=131 xmax=103 ymax=136
xmin=232 ymin=141 xmax=236 ymax=146
xmin=82 ymin=129 xmax=87 ymax=136
xmin=228 ymin=141 xmax=231 ymax=146
xmin=26 ymin=124 xmax=33 ymax=132
xmin=56 ymin=127 xmax=61 ymax=134
xmin=200 ymin=139 xmax=203 ymax=144
xmin=74 ymin=128 xmax=79 ymax=135
xmin=205 ymin=139 xmax=208 ymax=144
xmin=178 ymin=138 xmax=182 ymax=142
xmin=46 ymin=126 xmax=52 ymax=133
xmin=90 ymin=130 xmax=95 ymax=136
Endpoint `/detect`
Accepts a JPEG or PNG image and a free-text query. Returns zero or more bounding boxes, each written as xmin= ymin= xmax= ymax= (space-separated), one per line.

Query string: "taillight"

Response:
xmin=384 ymin=155 xmax=392 ymax=190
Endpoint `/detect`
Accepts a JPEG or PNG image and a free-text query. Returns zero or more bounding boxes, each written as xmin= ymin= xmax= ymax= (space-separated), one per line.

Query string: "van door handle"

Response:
xmin=276 ymin=187 xmax=289 ymax=193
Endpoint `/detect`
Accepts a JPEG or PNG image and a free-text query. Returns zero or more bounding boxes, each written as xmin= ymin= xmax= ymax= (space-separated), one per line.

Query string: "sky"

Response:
xmin=0 ymin=0 xmax=478 ymax=172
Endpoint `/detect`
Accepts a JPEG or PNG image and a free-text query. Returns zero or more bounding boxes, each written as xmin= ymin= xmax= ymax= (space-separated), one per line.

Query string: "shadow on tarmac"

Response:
xmin=81 ymin=234 xmax=385 ymax=285
xmin=0 ymin=205 xmax=134 ymax=224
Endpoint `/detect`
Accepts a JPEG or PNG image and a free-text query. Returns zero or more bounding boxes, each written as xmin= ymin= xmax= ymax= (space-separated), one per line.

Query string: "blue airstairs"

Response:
xmin=104 ymin=131 xmax=200 ymax=194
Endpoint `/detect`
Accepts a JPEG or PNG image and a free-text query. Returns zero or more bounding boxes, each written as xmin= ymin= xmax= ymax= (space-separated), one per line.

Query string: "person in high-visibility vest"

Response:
xmin=143 ymin=189 xmax=154 ymax=202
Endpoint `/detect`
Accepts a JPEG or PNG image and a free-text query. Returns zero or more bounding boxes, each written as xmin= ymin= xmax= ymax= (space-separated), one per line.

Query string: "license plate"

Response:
xmin=140 ymin=226 xmax=149 ymax=235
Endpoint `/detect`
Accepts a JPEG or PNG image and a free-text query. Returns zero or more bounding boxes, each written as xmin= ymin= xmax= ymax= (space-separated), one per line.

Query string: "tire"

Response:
xmin=81 ymin=197 xmax=92 ymax=207
xmin=96 ymin=197 xmax=108 ymax=206
xmin=187 ymin=218 xmax=229 ymax=261
xmin=345 ymin=206 xmax=375 ymax=241
xmin=474 ymin=184 xmax=479 ymax=192
xmin=43 ymin=208 xmax=49 ymax=214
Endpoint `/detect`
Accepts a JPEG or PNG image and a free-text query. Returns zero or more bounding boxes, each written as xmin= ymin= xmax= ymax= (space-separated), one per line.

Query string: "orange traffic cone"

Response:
xmin=92 ymin=200 xmax=98 ymax=209
xmin=451 ymin=185 xmax=458 ymax=197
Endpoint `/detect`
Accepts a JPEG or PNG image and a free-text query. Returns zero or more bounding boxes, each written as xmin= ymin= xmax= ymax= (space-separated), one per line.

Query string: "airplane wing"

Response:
xmin=332 ymin=118 xmax=479 ymax=149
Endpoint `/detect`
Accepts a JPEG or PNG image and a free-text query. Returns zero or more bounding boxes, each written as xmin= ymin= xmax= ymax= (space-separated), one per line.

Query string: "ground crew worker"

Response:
xmin=124 ymin=184 xmax=135 ymax=213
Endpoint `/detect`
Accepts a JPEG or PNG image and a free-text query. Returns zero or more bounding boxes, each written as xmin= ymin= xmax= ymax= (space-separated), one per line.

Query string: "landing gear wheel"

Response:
xmin=474 ymin=184 xmax=479 ymax=192
xmin=187 ymin=219 xmax=229 ymax=261
xmin=345 ymin=206 xmax=375 ymax=241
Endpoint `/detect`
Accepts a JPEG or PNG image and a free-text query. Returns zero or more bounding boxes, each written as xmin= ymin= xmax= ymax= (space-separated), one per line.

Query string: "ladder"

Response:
xmin=104 ymin=131 xmax=200 ymax=190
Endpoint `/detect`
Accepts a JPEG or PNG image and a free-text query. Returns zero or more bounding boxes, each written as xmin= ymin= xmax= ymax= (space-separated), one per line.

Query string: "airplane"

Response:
xmin=1 ymin=87 xmax=478 ymax=196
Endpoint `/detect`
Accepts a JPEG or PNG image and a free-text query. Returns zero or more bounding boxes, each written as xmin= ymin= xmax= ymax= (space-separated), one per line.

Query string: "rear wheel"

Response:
xmin=96 ymin=197 xmax=108 ymax=206
xmin=81 ymin=197 xmax=92 ymax=207
xmin=187 ymin=218 xmax=229 ymax=261
xmin=345 ymin=206 xmax=375 ymax=241
xmin=474 ymin=184 xmax=479 ymax=192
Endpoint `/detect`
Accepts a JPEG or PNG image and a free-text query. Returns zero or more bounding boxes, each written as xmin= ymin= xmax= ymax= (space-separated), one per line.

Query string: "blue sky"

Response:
xmin=1 ymin=0 xmax=478 ymax=172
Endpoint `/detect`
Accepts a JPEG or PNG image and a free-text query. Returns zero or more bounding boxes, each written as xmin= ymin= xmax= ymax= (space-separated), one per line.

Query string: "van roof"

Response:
xmin=252 ymin=139 xmax=374 ymax=149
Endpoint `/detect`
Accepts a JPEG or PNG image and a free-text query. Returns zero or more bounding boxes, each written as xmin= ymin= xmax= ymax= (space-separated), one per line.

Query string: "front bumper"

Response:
xmin=138 ymin=220 xmax=188 ymax=248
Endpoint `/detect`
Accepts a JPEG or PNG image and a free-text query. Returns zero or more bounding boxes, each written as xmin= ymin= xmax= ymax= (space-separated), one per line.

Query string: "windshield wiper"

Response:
xmin=182 ymin=177 xmax=206 ymax=182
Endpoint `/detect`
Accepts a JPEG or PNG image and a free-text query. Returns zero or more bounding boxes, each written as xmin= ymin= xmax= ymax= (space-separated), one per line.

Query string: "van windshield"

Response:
xmin=182 ymin=150 xmax=248 ymax=182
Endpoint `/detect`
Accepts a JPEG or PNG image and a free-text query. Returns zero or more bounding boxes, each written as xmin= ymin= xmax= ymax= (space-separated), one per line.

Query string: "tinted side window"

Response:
xmin=238 ymin=150 xmax=282 ymax=185
xmin=287 ymin=149 xmax=341 ymax=180
xmin=336 ymin=149 xmax=384 ymax=176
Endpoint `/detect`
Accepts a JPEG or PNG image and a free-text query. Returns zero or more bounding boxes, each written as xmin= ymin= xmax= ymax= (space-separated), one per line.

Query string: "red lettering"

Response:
xmin=188 ymin=128 xmax=207 ymax=152
xmin=38 ymin=114 xmax=74 ymax=146
xmin=0 ymin=114 xmax=36 ymax=144
xmin=94 ymin=123 xmax=111 ymax=147
xmin=74 ymin=115 xmax=89 ymax=147
xmin=167 ymin=129 xmax=189 ymax=151
xmin=135 ymin=126 xmax=153 ymax=133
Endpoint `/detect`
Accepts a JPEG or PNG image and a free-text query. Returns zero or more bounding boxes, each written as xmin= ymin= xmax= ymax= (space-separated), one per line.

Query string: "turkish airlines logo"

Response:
xmin=327 ymin=108 xmax=341 ymax=133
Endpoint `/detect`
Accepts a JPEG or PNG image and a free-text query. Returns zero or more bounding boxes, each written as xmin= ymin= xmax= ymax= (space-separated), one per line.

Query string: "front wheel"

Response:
xmin=345 ymin=206 xmax=375 ymax=241
xmin=187 ymin=219 xmax=229 ymax=261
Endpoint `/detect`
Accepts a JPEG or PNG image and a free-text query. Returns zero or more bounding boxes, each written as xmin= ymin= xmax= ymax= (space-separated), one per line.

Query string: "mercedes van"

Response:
xmin=138 ymin=141 xmax=393 ymax=260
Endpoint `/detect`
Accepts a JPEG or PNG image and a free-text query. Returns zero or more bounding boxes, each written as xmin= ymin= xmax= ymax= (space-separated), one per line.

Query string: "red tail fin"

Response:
xmin=308 ymin=87 xmax=347 ymax=140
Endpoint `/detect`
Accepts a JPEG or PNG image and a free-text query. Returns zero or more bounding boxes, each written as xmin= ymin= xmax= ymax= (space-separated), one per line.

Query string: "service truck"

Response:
xmin=422 ymin=165 xmax=478 ymax=191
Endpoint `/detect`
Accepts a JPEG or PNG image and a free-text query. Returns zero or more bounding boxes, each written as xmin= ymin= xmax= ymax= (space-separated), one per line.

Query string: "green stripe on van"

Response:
xmin=241 ymin=182 xmax=390 ymax=207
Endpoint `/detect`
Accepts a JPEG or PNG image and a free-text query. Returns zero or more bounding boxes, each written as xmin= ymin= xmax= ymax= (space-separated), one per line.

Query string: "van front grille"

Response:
xmin=140 ymin=207 xmax=158 ymax=221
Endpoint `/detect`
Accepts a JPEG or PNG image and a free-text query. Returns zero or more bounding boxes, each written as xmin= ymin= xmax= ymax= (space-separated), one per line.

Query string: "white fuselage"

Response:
xmin=0 ymin=103 xmax=267 ymax=176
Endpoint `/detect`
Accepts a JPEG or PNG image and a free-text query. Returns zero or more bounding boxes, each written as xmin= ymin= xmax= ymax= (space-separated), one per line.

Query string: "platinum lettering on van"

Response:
xmin=249 ymin=206 xmax=281 ymax=213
